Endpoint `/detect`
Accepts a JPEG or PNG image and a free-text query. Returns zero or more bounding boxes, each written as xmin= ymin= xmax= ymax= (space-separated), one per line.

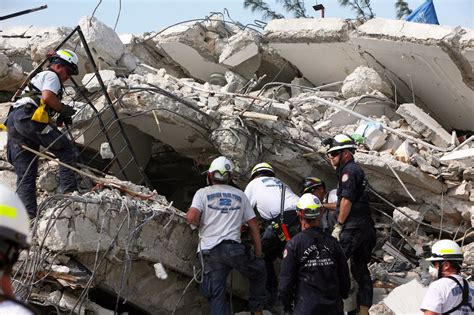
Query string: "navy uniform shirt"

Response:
xmin=279 ymin=227 xmax=350 ymax=314
xmin=336 ymin=159 xmax=372 ymax=228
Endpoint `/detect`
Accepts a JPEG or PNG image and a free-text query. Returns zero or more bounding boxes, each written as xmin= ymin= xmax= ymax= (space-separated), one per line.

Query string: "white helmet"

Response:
xmin=50 ymin=49 xmax=79 ymax=75
xmin=323 ymin=134 xmax=357 ymax=154
xmin=0 ymin=184 xmax=31 ymax=250
xmin=208 ymin=156 xmax=233 ymax=182
xmin=250 ymin=162 xmax=274 ymax=179
xmin=296 ymin=193 xmax=322 ymax=219
xmin=426 ymin=239 xmax=463 ymax=262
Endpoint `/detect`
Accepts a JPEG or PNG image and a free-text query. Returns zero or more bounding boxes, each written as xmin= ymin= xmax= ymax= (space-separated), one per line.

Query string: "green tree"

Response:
xmin=395 ymin=0 xmax=412 ymax=19
xmin=338 ymin=0 xmax=375 ymax=20
xmin=243 ymin=0 xmax=411 ymax=21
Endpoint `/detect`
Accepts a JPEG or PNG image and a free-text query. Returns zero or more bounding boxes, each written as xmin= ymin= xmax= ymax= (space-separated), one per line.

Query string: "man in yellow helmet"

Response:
xmin=6 ymin=49 xmax=79 ymax=217
xmin=279 ymin=193 xmax=350 ymax=314
xmin=244 ymin=162 xmax=300 ymax=311
xmin=0 ymin=184 xmax=36 ymax=314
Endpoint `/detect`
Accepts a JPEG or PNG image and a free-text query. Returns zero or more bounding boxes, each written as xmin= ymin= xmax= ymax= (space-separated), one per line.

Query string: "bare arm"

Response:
xmin=247 ymin=217 xmax=262 ymax=257
xmin=337 ymin=197 xmax=352 ymax=224
xmin=42 ymin=90 xmax=63 ymax=112
xmin=186 ymin=207 xmax=201 ymax=227
xmin=423 ymin=311 xmax=439 ymax=315
xmin=323 ymin=202 xmax=337 ymax=211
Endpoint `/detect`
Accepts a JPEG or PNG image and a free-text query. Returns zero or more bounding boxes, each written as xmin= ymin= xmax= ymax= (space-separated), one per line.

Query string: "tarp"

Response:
xmin=405 ymin=0 xmax=439 ymax=25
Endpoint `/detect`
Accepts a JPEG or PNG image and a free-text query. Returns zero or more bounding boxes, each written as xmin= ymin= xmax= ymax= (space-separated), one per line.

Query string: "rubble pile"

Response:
xmin=0 ymin=13 xmax=473 ymax=314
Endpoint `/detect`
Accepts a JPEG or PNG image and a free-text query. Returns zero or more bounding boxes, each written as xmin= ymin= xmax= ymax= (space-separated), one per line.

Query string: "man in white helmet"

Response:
xmin=6 ymin=49 xmax=79 ymax=217
xmin=420 ymin=239 xmax=473 ymax=314
xmin=0 ymin=184 xmax=35 ymax=314
xmin=323 ymin=134 xmax=376 ymax=315
xmin=244 ymin=162 xmax=300 ymax=310
xmin=186 ymin=156 xmax=266 ymax=315
xmin=279 ymin=193 xmax=350 ymax=314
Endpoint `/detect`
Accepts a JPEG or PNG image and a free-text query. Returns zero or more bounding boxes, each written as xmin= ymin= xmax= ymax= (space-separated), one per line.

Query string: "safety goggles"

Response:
xmin=327 ymin=150 xmax=342 ymax=158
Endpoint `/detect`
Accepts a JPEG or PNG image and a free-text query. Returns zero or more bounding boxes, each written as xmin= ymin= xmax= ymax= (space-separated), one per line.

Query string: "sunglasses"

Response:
xmin=328 ymin=150 xmax=342 ymax=158
xmin=62 ymin=65 xmax=74 ymax=76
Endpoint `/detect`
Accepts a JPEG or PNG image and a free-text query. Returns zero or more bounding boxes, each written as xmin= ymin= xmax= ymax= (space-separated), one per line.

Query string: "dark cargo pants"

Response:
xmin=338 ymin=223 xmax=376 ymax=308
xmin=7 ymin=106 xmax=77 ymax=217
xmin=200 ymin=241 xmax=266 ymax=315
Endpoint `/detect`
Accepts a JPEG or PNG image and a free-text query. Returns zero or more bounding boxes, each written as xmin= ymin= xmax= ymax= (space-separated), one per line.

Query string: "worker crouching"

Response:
xmin=6 ymin=49 xmax=79 ymax=217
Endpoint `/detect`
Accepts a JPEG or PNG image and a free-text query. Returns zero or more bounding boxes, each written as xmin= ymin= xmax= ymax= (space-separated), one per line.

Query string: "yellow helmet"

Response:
xmin=296 ymin=193 xmax=322 ymax=219
xmin=426 ymin=239 xmax=463 ymax=262
xmin=250 ymin=162 xmax=274 ymax=179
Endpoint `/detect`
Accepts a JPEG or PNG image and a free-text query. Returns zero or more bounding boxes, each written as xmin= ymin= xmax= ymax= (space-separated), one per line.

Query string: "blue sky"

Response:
xmin=1 ymin=0 xmax=472 ymax=34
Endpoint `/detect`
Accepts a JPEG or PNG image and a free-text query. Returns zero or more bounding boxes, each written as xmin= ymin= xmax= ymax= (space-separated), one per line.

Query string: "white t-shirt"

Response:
xmin=420 ymin=274 xmax=474 ymax=314
xmin=0 ymin=300 xmax=34 ymax=314
xmin=191 ymin=184 xmax=255 ymax=251
xmin=244 ymin=176 xmax=299 ymax=221
xmin=14 ymin=71 xmax=61 ymax=108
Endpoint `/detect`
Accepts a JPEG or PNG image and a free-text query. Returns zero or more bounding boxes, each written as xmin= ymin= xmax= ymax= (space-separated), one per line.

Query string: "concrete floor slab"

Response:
xmin=354 ymin=19 xmax=474 ymax=131
xmin=160 ymin=41 xmax=227 ymax=82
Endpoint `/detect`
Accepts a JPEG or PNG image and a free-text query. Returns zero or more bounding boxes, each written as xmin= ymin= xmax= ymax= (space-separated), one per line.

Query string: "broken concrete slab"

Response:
xmin=396 ymin=103 xmax=452 ymax=148
xmin=440 ymin=148 xmax=474 ymax=167
xmin=79 ymin=16 xmax=125 ymax=67
xmin=355 ymin=19 xmax=474 ymax=131
xmin=219 ymin=29 xmax=261 ymax=76
xmin=156 ymin=21 xmax=228 ymax=82
xmin=383 ymin=279 xmax=427 ymax=314
xmin=265 ymin=18 xmax=363 ymax=86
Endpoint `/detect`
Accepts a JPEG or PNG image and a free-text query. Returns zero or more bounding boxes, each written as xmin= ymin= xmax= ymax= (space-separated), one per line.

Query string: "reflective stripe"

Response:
xmin=439 ymin=249 xmax=455 ymax=254
xmin=59 ymin=50 xmax=73 ymax=58
xmin=0 ymin=205 xmax=17 ymax=218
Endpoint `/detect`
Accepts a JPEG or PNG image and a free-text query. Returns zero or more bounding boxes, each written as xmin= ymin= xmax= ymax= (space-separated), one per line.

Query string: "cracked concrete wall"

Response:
xmin=265 ymin=18 xmax=474 ymax=132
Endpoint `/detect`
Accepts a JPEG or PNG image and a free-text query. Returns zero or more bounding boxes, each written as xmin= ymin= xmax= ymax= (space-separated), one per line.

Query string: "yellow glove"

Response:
xmin=332 ymin=222 xmax=343 ymax=241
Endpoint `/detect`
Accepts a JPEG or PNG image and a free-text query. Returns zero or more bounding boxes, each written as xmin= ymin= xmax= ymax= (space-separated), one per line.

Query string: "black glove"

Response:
xmin=60 ymin=104 xmax=76 ymax=117
xmin=57 ymin=114 xmax=73 ymax=127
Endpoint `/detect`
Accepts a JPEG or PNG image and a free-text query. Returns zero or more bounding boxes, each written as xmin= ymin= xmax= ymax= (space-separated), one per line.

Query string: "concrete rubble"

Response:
xmin=0 ymin=13 xmax=473 ymax=314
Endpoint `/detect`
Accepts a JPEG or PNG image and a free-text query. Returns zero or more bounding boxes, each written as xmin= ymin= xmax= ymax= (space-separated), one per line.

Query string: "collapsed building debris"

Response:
xmin=0 ymin=12 xmax=473 ymax=314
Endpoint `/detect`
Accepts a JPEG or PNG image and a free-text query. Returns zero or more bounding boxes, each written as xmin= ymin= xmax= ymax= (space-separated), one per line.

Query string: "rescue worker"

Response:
xmin=300 ymin=177 xmax=337 ymax=231
xmin=0 ymin=184 xmax=36 ymax=314
xmin=244 ymin=162 xmax=300 ymax=310
xmin=279 ymin=193 xmax=350 ymax=314
xmin=186 ymin=156 xmax=266 ymax=315
xmin=420 ymin=239 xmax=473 ymax=314
xmin=323 ymin=134 xmax=376 ymax=315
xmin=301 ymin=176 xmax=358 ymax=315
xmin=7 ymin=49 xmax=79 ymax=217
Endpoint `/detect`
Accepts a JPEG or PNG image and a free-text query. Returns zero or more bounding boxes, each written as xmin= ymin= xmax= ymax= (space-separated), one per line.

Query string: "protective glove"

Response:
xmin=57 ymin=114 xmax=73 ymax=127
xmin=60 ymin=104 xmax=76 ymax=117
xmin=331 ymin=222 xmax=343 ymax=241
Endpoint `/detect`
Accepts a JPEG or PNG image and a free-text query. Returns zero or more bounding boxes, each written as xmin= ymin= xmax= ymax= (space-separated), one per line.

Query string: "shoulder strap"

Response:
xmin=280 ymin=182 xmax=286 ymax=224
xmin=442 ymin=276 xmax=473 ymax=314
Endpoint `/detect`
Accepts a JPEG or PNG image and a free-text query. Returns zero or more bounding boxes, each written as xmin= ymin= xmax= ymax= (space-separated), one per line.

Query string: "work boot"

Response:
xmin=359 ymin=305 xmax=370 ymax=315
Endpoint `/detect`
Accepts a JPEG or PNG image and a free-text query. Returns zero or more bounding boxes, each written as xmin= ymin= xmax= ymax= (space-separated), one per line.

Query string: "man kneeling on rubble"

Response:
xmin=186 ymin=156 xmax=266 ymax=315
xmin=6 ymin=50 xmax=79 ymax=218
